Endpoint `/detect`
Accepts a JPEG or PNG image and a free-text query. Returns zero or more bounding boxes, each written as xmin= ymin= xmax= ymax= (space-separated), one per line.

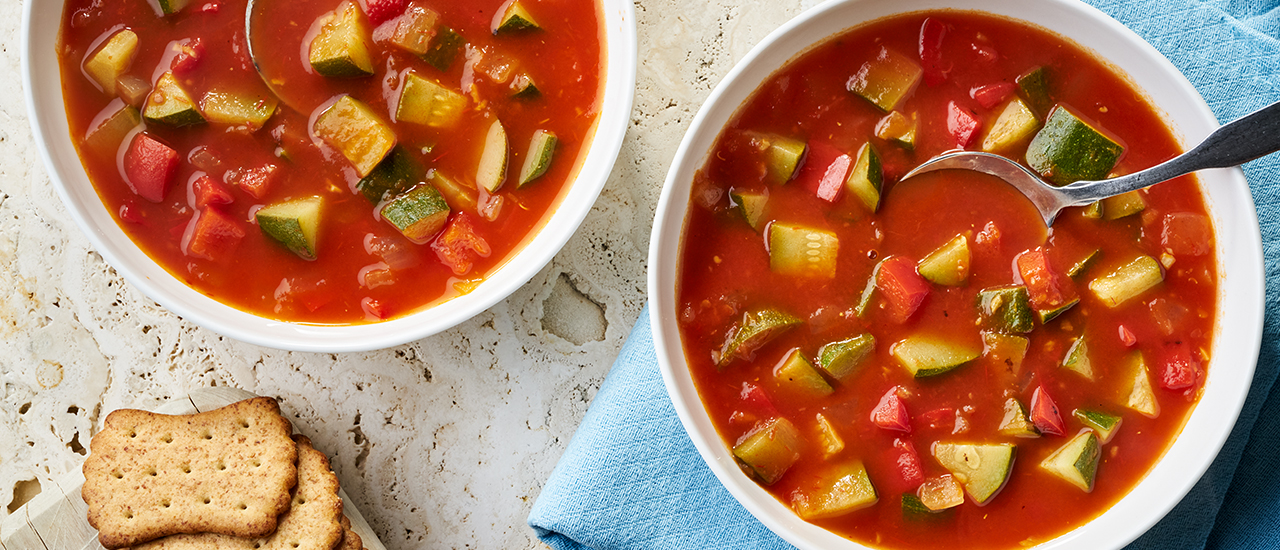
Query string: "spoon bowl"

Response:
xmin=902 ymin=99 xmax=1280 ymax=225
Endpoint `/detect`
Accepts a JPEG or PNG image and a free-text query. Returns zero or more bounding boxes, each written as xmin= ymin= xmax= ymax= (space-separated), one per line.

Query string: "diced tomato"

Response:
xmin=1149 ymin=298 xmax=1190 ymax=336
xmin=123 ymin=132 xmax=180 ymax=203
xmin=918 ymin=407 xmax=955 ymax=430
xmin=1159 ymin=341 xmax=1201 ymax=391
xmin=1161 ymin=212 xmax=1212 ymax=257
xmin=191 ymin=175 xmax=234 ymax=209
xmin=739 ymin=382 xmax=781 ymax=419
xmin=226 ymin=164 xmax=279 ymax=200
xmin=1030 ymin=386 xmax=1065 ymax=436
xmin=1118 ymin=324 xmax=1138 ymax=347
xmin=946 ymin=100 xmax=982 ymax=148
xmin=919 ymin=17 xmax=949 ymax=86
xmin=793 ymin=141 xmax=851 ymax=203
xmin=118 ymin=202 xmax=145 ymax=224
xmin=170 ymin=39 xmax=204 ymax=73
xmin=432 ymin=213 xmax=492 ymax=276
xmin=361 ymin=296 xmax=390 ymax=320
xmin=892 ymin=438 xmax=925 ymax=489
xmin=871 ymin=387 xmax=911 ymax=432
xmin=363 ymin=0 xmax=407 ymax=24
xmin=876 ymin=256 xmax=930 ymax=323
xmin=182 ymin=207 xmax=245 ymax=260
xmin=1016 ymin=248 xmax=1077 ymax=313
xmin=198 ymin=2 xmax=220 ymax=14
xmin=970 ymin=82 xmax=1015 ymax=109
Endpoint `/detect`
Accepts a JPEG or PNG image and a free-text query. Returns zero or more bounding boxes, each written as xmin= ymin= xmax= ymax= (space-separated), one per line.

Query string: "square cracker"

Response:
xmin=82 ymin=397 xmax=298 ymax=549
xmin=130 ymin=435 xmax=345 ymax=550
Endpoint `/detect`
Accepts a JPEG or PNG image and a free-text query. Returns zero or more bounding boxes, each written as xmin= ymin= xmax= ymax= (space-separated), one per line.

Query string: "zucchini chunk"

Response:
xmin=200 ymin=89 xmax=278 ymax=130
xmin=429 ymin=169 xmax=479 ymax=213
xmin=848 ymin=46 xmax=922 ymax=112
xmin=357 ymin=148 xmax=423 ymax=203
xmin=997 ymin=398 xmax=1040 ymax=438
xmin=510 ymin=73 xmax=540 ymax=98
xmin=917 ymin=475 xmax=964 ymax=511
xmin=982 ymin=331 xmax=1029 ymax=376
xmin=745 ymin=132 xmax=806 ymax=185
xmin=1026 ymin=105 xmax=1124 ymax=185
xmin=83 ymin=29 xmax=138 ymax=96
xmin=1061 ymin=336 xmax=1095 ymax=380
xmin=773 ymin=348 xmax=834 ymax=398
xmin=1102 ymin=190 xmax=1147 ymax=220
xmin=976 ymin=285 xmax=1033 ymax=334
xmin=892 ymin=335 xmax=980 ymax=378
xmin=854 ymin=259 xmax=885 ymax=318
xmin=917 ymin=234 xmax=970 ymax=286
xmin=717 ymin=308 xmax=802 ymax=369
xmin=143 ymin=72 xmax=204 ymax=127
xmin=875 ymin=111 xmax=917 ymax=149
xmin=389 ymin=1 xmax=462 ymax=71
xmin=155 ymin=0 xmax=190 ymax=15
xmin=1015 ymin=66 xmax=1052 ymax=117
xmin=729 ymin=188 xmax=768 ymax=231
xmin=1081 ymin=201 xmax=1104 ymax=219
xmin=476 ymin=119 xmax=509 ymax=193
xmin=902 ymin=494 xmax=938 ymax=518
xmin=256 ymin=196 xmax=324 ymax=260
xmin=381 ymin=183 xmax=451 ymax=243
xmin=817 ymin=334 xmax=875 ymax=381
xmin=844 ymin=142 xmax=883 ymax=213
xmin=1089 ymin=255 xmax=1164 ymax=307
xmin=769 ymin=223 xmax=839 ymax=279
xmin=790 ymin=460 xmax=878 ymax=520
xmin=981 ymin=97 xmax=1039 ymax=154
xmin=494 ymin=0 xmax=541 ymax=33
xmin=814 ymin=413 xmax=845 ymax=458
xmin=517 ymin=129 xmax=557 ymax=187
xmin=1073 ymin=409 xmax=1123 ymax=444
xmin=309 ymin=0 xmax=375 ymax=77
xmin=85 ymin=103 xmax=141 ymax=154
xmin=1067 ymin=248 xmax=1101 ymax=279
xmin=1040 ymin=430 xmax=1101 ymax=492
xmin=314 ymin=95 xmax=397 ymax=178
xmin=1120 ymin=352 xmax=1160 ymax=418
xmin=933 ymin=442 xmax=1016 ymax=505
xmin=397 ymin=72 xmax=468 ymax=128
xmin=733 ymin=417 xmax=804 ymax=485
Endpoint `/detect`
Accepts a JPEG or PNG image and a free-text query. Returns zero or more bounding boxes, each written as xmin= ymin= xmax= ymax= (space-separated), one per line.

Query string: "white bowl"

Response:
xmin=648 ymin=0 xmax=1264 ymax=548
xmin=22 ymin=0 xmax=636 ymax=352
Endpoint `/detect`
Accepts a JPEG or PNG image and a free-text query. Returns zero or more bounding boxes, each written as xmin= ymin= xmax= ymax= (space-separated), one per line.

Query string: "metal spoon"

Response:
xmin=900 ymin=99 xmax=1280 ymax=226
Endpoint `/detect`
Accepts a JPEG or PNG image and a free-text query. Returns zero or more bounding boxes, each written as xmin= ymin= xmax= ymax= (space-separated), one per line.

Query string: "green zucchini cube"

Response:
xmin=143 ymin=72 xmax=204 ymax=127
xmin=981 ymin=97 xmax=1039 ymax=154
xmin=976 ymin=285 xmax=1033 ymax=334
xmin=892 ymin=335 xmax=980 ymax=378
xmin=875 ymin=111 xmax=917 ymax=149
xmin=390 ymin=2 xmax=445 ymax=56
xmin=1120 ymin=352 xmax=1160 ymax=418
xmin=314 ymin=95 xmax=397 ymax=178
xmin=773 ymin=349 xmax=834 ymax=398
xmin=422 ymin=26 xmax=463 ymax=72
xmin=357 ymin=148 xmax=423 ymax=203
xmin=381 ymin=183 xmax=451 ymax=243
xmin=309 ymin=0 xmax=375 ymax=78
xmin=769 ymin=223 xmax=838 ymax=279
xmin=848 ymin=46 xmax=922 ymax=112
xmin=917 ymin=234 xmax=970 ymax=286
xmin=1089 ymin=255 xmax=1164 ymax=308
xmin=397 ymin=72 xmax=468 ymax=128
xmin=1061 ymin=336 xmax=1095 ymax=380
xmin=997 ymin=398 xmax=1039 ymax=438
xmin=517 ymin=130 xmax=557 ymax=187
xmin=1066 ymin=248 xmax=1101 ymax=279
xmin=844 ymin=142 xmax=882 ymax=213
xmin=982 ymin=331 xmax=1029 ymax=376
xmin=717 ymin=308 xmax=802 ymax=370
xmin=200 ymin=89 xmax=278 ymax=130
xmin=729 ymin=188 xmax=768 ymax=231
xmin=1073 ymin=409 xmax=1123 ymax=444
xmin=1026 ymin=105 xmax=1124 ymax=185
xmin=1040 ymin=430 xmax=1101 ymax=492
xmin=476 ymin=119 xmax=509 ymax=193
xmin=510 ymin=73 xmax=540 ymax=98
xmin=745 ymin=132 xmax=807 ymax=185
xmin=733 ymin=417 xmax=804 ymax=485
xmin=155 ymin=0 xmax=190 ymax=15
xmin=256 ymin=196 xmax=324 ymax=260
xmin=933 ymin=442 xmax=1016 ymax=504
xmin=1101 ymin=190 xmax=1147 ymax=219
xmin=814 ymin=413 xmax=845 ymax=458
xmin=83 ymin=29 xmax=138 ymax=96
xmin=817 ymin=334 xmax=875 ymax=381
xmin=85 ymin=103 xmax=141 ymax=154
xmin=494 ymin=0 xmax=541 ymax=33
xmin=1015 ymin=66 xmax=1052 ymax=117
xmin=790 ymin=460 xmax=878 ymax=520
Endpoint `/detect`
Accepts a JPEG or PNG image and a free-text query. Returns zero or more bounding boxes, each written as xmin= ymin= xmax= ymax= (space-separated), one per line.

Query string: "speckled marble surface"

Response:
xmin=0 ymin=0 xmax=819 ymax=547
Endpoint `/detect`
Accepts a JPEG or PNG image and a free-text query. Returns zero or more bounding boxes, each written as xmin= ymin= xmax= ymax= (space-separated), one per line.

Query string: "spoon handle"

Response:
xmin=1065 ymin=99 xmax=1280 ymax=199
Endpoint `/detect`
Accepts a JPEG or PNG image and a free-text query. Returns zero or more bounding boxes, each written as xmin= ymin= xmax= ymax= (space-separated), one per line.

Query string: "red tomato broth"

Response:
xmin=58 ymin=0 xmax=602 ymax=323
xmin=676 ymin=11 xmax=1216 ymax=549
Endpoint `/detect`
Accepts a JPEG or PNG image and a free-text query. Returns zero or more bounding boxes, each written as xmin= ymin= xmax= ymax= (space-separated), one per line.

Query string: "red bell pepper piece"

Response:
xmin=123 ymin=132 xmax=180 ymax=203
xmin=970 ymin=82 xmax=1015 ymax=109
xmin=1159 ymin=341 xmax=1201 ymax=391
xmin=432 ymin=213 xmax=492 ymax=276
xmin=871 ymin=387 xmax=911 ymax=432
xmin=170 ymin=39 xmax=204 ymax=73
xmin=1017 ymin=248 xmax=1077 ymax=314
xmin=227 ymin=164 xmax=279 ymax=200
xmin=182 ymin=207 xmax=245 ymax=260
xmin=1030 ymin=386 xmax=1065 ymax=436
xmin=919 ymin=18 xmax=949 ymax=86
xmin=1118 ymin=324 xmax=1138 ymax=347
xmin=793 ymin=141 xmax=851 ymax=203
xmin=118 ymin=202 xmax=145 ymax=224
xmin=191 ymin=175 xmax=234 ymax=209
xmin=918 ymin=407 xmax=955 ymax=431
xmin=364 ymin=0 xmax=408 ymax=24
xmin=877 ymin=256 xmax=930 ymax=323
xmin=739 ymin=382 xmax=781 ymax=420
xmin=892 ymin=438 xmax=925 ymax=489
xmin=946 ymin=100 xmax=982 ymax=148
xmin=361 ymin=296 xmax=391 ymax=320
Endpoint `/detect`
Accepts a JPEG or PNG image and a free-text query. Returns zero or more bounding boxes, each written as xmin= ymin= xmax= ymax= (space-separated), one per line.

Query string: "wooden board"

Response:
xmin=1 ymin=388 xmax=386 ymax=550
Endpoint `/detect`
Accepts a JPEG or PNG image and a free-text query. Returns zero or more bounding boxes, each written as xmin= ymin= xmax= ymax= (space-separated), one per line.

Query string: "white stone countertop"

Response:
xmin=0 ymin=0 xmax=820 ymax=547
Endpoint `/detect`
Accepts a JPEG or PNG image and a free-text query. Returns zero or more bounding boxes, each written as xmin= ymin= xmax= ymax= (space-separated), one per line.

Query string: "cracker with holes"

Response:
xmin=82 ymin=397 xmax=298 ymax=549
xmin=129 ymin=435 xmax=345 ymax=550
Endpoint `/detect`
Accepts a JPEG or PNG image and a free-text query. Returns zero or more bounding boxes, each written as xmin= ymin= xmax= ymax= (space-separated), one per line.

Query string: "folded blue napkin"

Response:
xmin=528 ymin=0 xmax=1280 ymax=548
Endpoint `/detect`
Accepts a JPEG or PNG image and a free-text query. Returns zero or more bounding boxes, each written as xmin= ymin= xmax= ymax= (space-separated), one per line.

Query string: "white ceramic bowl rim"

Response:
xmin=22 ymin=0 xmax=637 ymax=352
xmin=648 ymin=0 xmax=1265 ymax=548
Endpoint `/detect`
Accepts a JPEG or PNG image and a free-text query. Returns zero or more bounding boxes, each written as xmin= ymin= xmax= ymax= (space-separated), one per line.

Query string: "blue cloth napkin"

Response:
xmin=528 ymin=0 xmax=1280 ymax=548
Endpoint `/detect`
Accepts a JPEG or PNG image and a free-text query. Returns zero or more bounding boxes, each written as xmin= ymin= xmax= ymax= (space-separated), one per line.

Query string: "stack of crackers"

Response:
xmin=80 ymin=397 xmax=366 ymax=550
